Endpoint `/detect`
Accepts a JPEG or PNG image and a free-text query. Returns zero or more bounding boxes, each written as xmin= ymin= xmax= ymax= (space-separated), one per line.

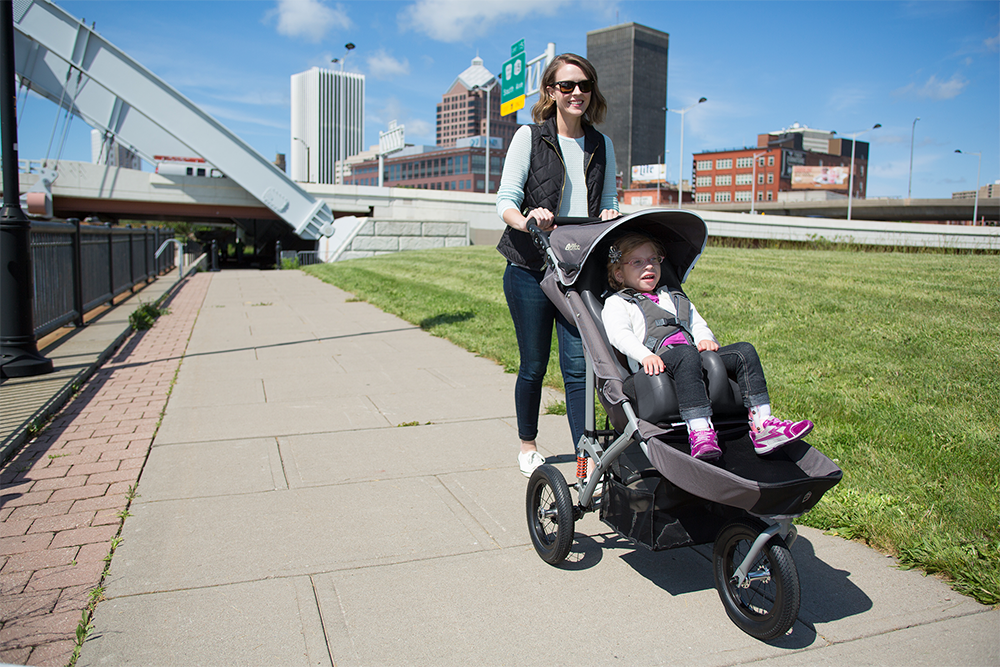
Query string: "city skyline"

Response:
xmin=14 ymin=0 xmax=999 ymax=201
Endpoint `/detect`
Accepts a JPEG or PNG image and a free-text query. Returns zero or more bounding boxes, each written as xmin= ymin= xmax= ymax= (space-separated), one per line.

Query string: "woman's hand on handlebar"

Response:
xmin=525 ymin=208 xmax=555 ymax=231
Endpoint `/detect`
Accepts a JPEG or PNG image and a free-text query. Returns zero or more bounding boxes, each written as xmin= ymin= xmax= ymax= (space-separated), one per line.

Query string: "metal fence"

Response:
xmin=29 ymin=219 xmax=177 ymax=337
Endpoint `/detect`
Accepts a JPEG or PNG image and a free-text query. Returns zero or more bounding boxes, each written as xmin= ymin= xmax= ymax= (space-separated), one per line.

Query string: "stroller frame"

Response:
xmin=523 ymin=210 xmax=841 ymax=641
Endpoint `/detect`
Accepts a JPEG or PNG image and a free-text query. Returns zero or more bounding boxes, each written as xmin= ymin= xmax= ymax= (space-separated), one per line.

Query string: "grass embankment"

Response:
xmin=304 ymin=245 xmax=999 ymax=605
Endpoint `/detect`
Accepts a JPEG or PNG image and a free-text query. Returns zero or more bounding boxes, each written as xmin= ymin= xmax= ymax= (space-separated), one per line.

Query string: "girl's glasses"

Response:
xmin=552 ymin=79 xmax=594 ymax=94
xmin=624 ymin=255 xmax=664 ymax=269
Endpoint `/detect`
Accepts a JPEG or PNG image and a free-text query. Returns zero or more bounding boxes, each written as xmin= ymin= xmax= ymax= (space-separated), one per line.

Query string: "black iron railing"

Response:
xmin=29 ymin=219 xmax=176 ymax=337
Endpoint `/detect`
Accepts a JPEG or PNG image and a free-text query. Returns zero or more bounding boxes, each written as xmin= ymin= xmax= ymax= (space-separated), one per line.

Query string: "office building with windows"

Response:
xmin=587 ymin=23 xmax=669 ymax=190
xmin=343 ymin=138 xmax=504 ymax=193
xmin=436 ymin=56 xmax=519 ymax=150
xmin=290 ymin=67 xmax=365 ymax=184
xmin=91 ymin=129 xmax=141 ymax=169
xmin=692 ymin=124 xmax=869 ymax=205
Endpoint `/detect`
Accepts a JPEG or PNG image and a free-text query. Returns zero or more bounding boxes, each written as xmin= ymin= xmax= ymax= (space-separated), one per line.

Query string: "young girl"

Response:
xmin=602 ymin=233 xmax=813 ymax=460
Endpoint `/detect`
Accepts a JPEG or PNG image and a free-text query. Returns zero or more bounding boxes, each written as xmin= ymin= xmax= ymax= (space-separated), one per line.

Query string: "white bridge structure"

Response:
xmin=11 ymin=0 xmax=999 ymax=257
xmin=12 ymin=0 xmax=347 ymax=242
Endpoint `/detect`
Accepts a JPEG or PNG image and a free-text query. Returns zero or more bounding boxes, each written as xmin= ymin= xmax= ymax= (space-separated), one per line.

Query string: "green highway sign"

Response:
xmin=501 ymin=40 xmax=526 ymax=116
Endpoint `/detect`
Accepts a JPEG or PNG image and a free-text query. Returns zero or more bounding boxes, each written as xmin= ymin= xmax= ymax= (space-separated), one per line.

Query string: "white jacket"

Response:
xmin=602 ymin=289 xmax=718 ymax=372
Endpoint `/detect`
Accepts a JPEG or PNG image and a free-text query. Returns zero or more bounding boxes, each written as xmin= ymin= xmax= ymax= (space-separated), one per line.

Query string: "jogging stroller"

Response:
xmin=524 ymin=209 xmax=842 ymax=641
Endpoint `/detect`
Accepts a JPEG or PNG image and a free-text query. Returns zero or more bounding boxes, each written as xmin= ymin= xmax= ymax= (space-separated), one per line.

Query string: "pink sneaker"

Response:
xmin=752 ymin=417 xmax=814 ymax=455
xmin=689 ymin=429 xmax=722 ymax=460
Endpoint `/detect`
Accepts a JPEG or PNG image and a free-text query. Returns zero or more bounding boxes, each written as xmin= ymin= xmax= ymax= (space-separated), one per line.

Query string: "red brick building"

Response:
xmin=692 ymin=124 xmax=870 ymax=205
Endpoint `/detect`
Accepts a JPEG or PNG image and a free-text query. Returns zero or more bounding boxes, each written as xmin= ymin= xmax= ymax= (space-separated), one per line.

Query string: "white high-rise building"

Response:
xmin=91 ymin=129 xmax=141 ymax=169
xmin=290 ymin=67 xmax=365 ymax=185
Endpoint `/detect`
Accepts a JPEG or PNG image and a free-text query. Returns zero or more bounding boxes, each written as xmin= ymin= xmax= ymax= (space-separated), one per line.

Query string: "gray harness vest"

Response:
xmin=618 ymin=288 xmax=694 ymax=351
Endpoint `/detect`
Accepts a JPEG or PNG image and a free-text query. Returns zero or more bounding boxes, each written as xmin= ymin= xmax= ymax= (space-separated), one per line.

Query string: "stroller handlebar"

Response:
xmin=525 ymin=217 xmax=585 ymax=277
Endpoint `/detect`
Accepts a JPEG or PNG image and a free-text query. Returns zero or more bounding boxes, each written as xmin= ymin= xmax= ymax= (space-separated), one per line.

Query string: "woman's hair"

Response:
xmin=607 ymin=233 xmax=666 ymax=291
xmin=530 ymin=53 xmax=608 ymax=125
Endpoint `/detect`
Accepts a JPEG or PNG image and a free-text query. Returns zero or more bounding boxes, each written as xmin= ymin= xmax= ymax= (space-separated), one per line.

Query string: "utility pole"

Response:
xmin=1 ymin=0 xmax=53 ymax=378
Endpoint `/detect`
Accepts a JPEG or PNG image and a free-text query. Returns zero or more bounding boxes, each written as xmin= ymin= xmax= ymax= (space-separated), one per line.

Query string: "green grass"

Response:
xmin=304 ymin=245 xmax=999 ymax=605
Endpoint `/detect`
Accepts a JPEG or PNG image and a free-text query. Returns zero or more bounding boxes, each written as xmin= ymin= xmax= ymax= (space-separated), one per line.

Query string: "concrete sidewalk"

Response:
xmin=4 ymin=269 xmax=996 ymax=666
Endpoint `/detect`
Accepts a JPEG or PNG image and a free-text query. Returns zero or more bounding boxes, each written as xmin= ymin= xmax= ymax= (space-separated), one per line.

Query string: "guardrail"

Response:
xmin=30 ymin=219 xmax=177 ymax=337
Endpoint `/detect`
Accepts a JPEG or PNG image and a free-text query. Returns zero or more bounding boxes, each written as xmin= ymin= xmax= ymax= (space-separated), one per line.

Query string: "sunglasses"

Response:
xmin=623 ymin=255 xmax=665 ymax=269
xmin=552 ymin=79 xmax=594 ymax=94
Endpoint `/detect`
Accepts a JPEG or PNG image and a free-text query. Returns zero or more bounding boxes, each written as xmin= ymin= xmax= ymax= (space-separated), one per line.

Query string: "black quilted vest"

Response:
xmin=496 ymin=116 xmax=608 ymax=270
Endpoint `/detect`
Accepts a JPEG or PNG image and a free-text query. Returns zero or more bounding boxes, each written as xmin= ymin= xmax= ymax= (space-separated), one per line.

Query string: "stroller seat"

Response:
xmin=578 ymin=290 xmax=746 ymax=427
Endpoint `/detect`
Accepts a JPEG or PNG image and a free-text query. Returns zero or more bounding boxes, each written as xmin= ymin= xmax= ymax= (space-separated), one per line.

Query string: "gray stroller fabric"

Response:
xmin=536 ymin=208 xmax=842 ymax=518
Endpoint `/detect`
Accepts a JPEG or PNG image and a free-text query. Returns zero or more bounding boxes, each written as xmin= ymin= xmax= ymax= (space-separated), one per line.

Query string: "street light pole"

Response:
xmin=846 ymin=123 xmax=881 ymax=221
xmin=666 ymin=97 xmax=706 ymax=208
xmin=908 ymin=117 xmax=920 ymax=200
xmin=473 ymin=77 xmax=498 ymax=194
xmin=292 ymin=136 xmax=309 ymax=183
xmin=750 ymin=150 xmax=767 ymax=215
xmin=1 ymin=0 xmax=53 ymax=378
xmin=954 ymin=149 xmax=982 ymax=225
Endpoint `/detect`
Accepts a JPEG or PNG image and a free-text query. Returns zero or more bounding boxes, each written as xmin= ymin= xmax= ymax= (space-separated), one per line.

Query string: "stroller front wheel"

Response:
xmin=713 ymin=518 xmax=801 ymax=641
xmin=526 ymin=464 xmax=575 ymax=565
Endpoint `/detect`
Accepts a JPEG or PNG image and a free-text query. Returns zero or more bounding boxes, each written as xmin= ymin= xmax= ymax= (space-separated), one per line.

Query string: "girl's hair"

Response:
xmin=531 ymin=53 xmax=608 ymax=125
xmin=607 ymin=233 xmax=666 ymax=291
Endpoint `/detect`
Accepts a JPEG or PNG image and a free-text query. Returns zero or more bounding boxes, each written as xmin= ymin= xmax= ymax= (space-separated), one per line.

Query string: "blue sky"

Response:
xmin=15 ymin=0 xmax=999 ymax=200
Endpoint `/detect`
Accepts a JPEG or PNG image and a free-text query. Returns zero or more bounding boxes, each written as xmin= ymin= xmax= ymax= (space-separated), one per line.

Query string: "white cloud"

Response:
xmin=398 ymin=0 xmax=575 ymax=42
xmin=985 ymin=32 xmax=999 ymax=52
xmin=369 ymin=96 xmax=433 ymax=143
xmin=892 ymin=74 xmax=969 ymax=101
xmin=366 ymin=50 xmax=411 ymax=80
xmin=268 ymin=0 xmax=351 ymax=43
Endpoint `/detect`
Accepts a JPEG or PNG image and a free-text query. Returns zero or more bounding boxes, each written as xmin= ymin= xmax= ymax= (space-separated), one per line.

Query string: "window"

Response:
xmin=736 ymin=157 xmax=753 ymax=169
xmin=767 ymin=173 xmax=774 ymax=184
xmin=735 ymin=173 xmax=753 ymax=185
xmin=767 ymin=191 xmax=773 ymax=201
xmin=695 ymin=176 xmax=712 ymax=187
xmin=714 ymin=191 xmax=731 ymax=202
xmin=695 ymin=192 xmax=712 ymax=203
xmin=758 ymin=173 xmax=765 ymax=184
xmin=696 ymin=159 xmax=713 ymax=171
xmin=734 ymin=190 xmax=752 ymax=202
xmin=767 ymin=156 xmax=775 ymax=166
xmin=758 ymin=157 xmax=766 ymax=166
xmin=715 ymin=174 xmax=731 ymax=186
xmin=715 ymin=158 xmax=732 ymax=170
xmin=758 ymin=191 xmax=764 ymax=201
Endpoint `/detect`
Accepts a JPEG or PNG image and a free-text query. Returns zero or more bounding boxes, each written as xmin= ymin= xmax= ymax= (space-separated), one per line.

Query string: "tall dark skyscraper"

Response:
xmin=587 ymin=23 xmax=669 ymax=189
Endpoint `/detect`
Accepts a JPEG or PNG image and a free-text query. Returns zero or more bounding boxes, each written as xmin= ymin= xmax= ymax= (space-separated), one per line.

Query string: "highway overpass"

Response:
xmin=691 ymin=197 xmax=998 ymax=223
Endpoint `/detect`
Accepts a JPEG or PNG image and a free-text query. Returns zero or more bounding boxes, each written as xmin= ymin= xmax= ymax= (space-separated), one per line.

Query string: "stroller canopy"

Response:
xmin=544 ymin=209 xmax=708 ymax=288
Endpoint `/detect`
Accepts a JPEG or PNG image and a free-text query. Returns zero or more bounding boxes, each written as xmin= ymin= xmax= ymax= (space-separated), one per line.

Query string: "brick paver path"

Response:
xmin=1 ymin=273 xmax=211 ymax=666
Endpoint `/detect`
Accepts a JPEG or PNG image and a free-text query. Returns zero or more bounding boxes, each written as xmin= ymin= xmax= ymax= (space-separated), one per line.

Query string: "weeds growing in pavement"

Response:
xmin=129 ymin=300 xmax=170 ymax=331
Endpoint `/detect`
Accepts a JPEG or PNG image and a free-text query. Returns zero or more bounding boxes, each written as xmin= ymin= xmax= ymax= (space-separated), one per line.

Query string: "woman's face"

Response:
xmin=615 ymin=242 xmax=662 ymax=293
xmin=547 ymin=63 xmax=591 ymax=121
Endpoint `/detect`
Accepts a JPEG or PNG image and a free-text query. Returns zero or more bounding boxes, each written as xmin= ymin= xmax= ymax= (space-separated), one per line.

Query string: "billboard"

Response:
xmin=631 ymin=163 xmax=666 ymax=185
xmin=791 ymin=165 xmax=850 ymax=190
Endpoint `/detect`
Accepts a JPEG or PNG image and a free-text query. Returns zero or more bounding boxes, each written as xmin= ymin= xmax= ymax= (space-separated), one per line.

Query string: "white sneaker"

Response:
xmin=518 ymin=450 xmax=546 ymax=477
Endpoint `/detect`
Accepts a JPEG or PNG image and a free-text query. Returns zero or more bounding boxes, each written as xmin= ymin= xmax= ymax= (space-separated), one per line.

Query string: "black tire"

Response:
xmin=713 ymin=518 xmax=801 ymax=641
xmin=526 ymin=464 xmax=575 ymax=565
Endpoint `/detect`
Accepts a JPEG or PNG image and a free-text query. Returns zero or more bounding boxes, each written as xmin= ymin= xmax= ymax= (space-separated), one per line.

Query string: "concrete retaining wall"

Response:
xmin=337 ymin=218 xmax=470 ymax=260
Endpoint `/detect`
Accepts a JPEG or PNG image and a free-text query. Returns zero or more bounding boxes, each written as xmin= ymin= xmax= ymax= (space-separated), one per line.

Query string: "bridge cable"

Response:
xmin=43 ymin=64 xmax=74 ymax=167
xmin=54 ymin=69 xmax=87 ymax=168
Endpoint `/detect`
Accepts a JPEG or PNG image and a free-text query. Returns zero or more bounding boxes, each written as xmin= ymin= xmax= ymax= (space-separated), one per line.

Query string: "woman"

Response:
xmin=495 ymin=53 xmax=619 ymax=477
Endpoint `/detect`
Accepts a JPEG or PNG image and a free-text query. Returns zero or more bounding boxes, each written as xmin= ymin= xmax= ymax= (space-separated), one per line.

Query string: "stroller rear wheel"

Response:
xmin=713 ymin=518 xmax=800 ymax=641
xmin=526 ymin=464 xmax=575 ymax=565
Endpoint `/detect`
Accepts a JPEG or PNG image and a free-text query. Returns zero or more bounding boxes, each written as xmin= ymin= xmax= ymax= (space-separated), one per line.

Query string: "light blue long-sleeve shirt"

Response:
xmin=496 ymin=124 xmax=619 ymax=220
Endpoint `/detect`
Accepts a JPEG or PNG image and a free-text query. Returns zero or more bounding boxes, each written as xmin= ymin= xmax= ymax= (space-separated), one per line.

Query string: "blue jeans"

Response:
xmin=503 ymin=263 xmax=586 ymax=450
